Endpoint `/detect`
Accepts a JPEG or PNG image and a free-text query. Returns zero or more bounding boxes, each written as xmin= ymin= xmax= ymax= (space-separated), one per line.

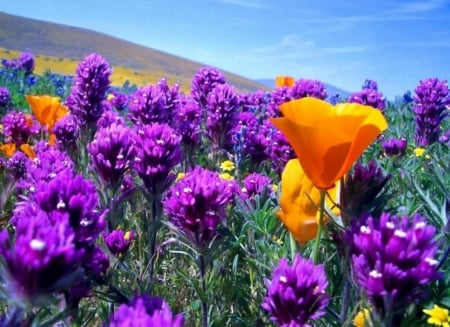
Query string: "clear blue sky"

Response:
xmin=1 ymin=0 xmax=450 ymax=99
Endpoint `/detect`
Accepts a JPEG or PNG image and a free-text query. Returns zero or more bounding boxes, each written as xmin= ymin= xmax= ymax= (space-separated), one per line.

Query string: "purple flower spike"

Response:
xmin=240 ymin=172 xmax=273 ymax=201
xmin=205 ymin=83 xmax=241 ymax=151
xmin=88 ymin=123 xmax=135 ymax=187
xmin=290 ymin=78 xmax=327 ymax=100
xmin=351 ymin=213 xmax=441 ymax=319
xmin=66 ymin=53 xmax=112 ymax=126
xmin=413 ymin=78 xmax=450 ymax=146
xmin=106 ymin=295 xmax=184 ymax=326
xmin=52 ymin=114 xmax=80 ymax=151
xmin=1 ymin=111 xmax=34 ymax=145
xmin=0 ymin=210 xmax=82 ymax=300
xmin=381 ymin=137 xmax=407 ymax=157
xmin=173 ymin=97 xmax=202 ymax=152
xmin=17 ymin=52 xmax=35 ymax=75
xmin=103 ymin=230 xmax=134 ymax=256
xmin=348 ymin=84 xmax=386 ymax=111
xmin=163 ymin=167 xmax=235 ymax=247
xmin=133 ymin=123 xmax=182 ymax=195
xmin=191 ymin=66 xmax=226 ymax=108
xmin=0 ymin=87 xmax=11 ymax=111
xmin=262 ymin=254 xmax=329 ymax=327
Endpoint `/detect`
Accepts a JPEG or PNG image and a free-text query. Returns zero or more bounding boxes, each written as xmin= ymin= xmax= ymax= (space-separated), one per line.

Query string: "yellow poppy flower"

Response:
xmin=277 ymin=159 xmax=339 ymax=244
xmin=275 ymin=76 xmax=295 ymax=88
xmin=270 ymin=97 xmax=387 ymax=189
xmin=219 ymin=172 xmax=234 ymax=180
xmin=26 ymin=95 xmax=69 ymax=130
xmin=423 ymin=305 xmax=450 ymax=327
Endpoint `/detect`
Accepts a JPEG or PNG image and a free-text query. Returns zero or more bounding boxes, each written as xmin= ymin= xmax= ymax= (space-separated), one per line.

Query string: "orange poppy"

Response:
xmin=275 ymin=76 xmax=295 ymax=88
xmin=278 ymin=159 xmax=340 ymax=244
xmin=26 ymin=95 xmax=69 ymax=130
xmin=20 ymin=144 xmax=36 ymax=159
xmin=0 ymin=143 xmax=16 ymax=157
xmin=270 ymin=97 xmax=387 ymax=189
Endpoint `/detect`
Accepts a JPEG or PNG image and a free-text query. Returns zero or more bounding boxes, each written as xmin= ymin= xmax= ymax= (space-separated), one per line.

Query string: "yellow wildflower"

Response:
xmin=220 ymin=160 xmax=235 ymax=172
xmin=423 ymin=305 xmax=450 ymax=327
xmin=219 ymin=172 xmax=234 ymax=180
xmin=353 ymin=308 xmax=370 ymax=327
xmin=176 ymin=172 xmax=186 ymax=181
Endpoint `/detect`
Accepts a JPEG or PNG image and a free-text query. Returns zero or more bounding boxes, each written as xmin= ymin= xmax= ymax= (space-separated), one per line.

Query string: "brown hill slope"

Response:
xmin=0 ymin=11 xmax=270 ymax=92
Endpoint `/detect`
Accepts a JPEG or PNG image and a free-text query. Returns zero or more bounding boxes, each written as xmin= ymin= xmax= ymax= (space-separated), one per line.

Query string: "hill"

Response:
xmin=0 ymin=11 xmax=270 ymax=93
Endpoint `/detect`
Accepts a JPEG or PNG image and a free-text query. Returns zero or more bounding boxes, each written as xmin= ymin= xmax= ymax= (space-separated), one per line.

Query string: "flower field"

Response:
xmin=0 ymin=52 xmax=449 ymax=326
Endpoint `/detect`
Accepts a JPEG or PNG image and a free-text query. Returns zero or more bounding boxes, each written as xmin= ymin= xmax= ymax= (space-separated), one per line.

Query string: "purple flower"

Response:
xmin=348 ymin=87 xmax=386 ymax=111
xmin=82 ymin=245 xmax=110 ymax=277
xmin=205 ymin=83 xmax=241 ymax=151
xmin=190 ymin=67 xmax=226 ymax=108
xmin=106 ymin=295 xmax=184 ymax=326
xmin=5 ymin=151 xmax=29 ymax=180
xmin=290 ymin=79 xmax=327 ymax=100
xmin=265 ymin=124 xmax=295 ymax=174
xmin=163 ymin=167 xmax=235 ymax=247
xmin=97 ymin=109 xmax=126 ymax=129
xmin=172 ymin=97 xmax=202 ymax=158
xmin=88 ymin=123 xmax=135 ymax=187
xmin=16 ymin=52 xmax=35 ymax=75
xmin=413 ymin=78 xmax=450 ymax=146
xmin=0 ymin=210 xmax=82 ymax=300
xmin=52 ymin=114 xmax=80 ymax=151
xmin=128 ymin=79 xmax=181 ymax=126
xmin=0 ymin=87 xmax=11 ymax=111
xmin=439 ymin=129 xmax=450 ymax=144
xmin=133 ymin=123 xmax=182 ymax=195
xmin=107 ymin=90 xmax=129 ymax=111
xmin=1 ymin=111 xmax=34 ymax=145
xmin=351 ymin=213 xmax=441 ymax=319
xmin=267 ymin=86 xmax=293 ymax=117
xmin=362 ymin=79 xmax=379 ymax=90
xmin=103 ymin=230 xmax=134 ymax=256
xmin=381 ymin=137 xmax=407 ymax=157
xmin=340 ymin=160 xmax=391 ymax=226
xmin=15 ymin=172 xmax=106 ymax=246
xmin=66 ymin=53 xmax=112 ymax=126
xmin=240 ymin=173 xmax=273 ymax=200
xmin=232 ymin=112 xmax=272 ymax=168
xmin=262 ymin=254 xmax=329 ymax=327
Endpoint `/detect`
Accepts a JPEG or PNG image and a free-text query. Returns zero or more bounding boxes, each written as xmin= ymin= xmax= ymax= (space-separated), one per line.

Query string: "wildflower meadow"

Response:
xmin=0 ymin=52 xmax=449 ymax=327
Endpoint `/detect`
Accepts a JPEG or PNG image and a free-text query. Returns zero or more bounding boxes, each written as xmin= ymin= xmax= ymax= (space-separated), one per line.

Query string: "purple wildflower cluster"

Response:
xmin=348 ymin=79 xmax=386 ymax=111
xmin=2 ymin=52 xmax=35 ymax=75
xmin=88 ymin=122 xmax=135 ymax=187
xmin=413 ymin=78 xmax=450 ymax=146
xmin=163 ymin=167 xmax=235 ymax=247
xmin=52 ymin=114 xmax=80 ymax=151
xmin=172 ymin=98 xmax=202 ymax=160
xmin=66 ymin=53 xmax=112 ymax=126
xmin=128 ymin=78 xmax=181 ymax=126
xmin=262 ymin=254 xmax=329 ymax=327
xmin=106 ymin=295 xmax=184 ymax=326
xmin=381 ymin=137 xmax=407 ymax=157
xmin=133 ymin=123 xmax=182 ymax=195
xmin=1 ymin=111 xmax=35 ymax=145
xmin=103 ymin=229 xmax=134 ymax=257
xmin=0 ymin=87 xmax=11 ymax=112
xmin=190 ymin=66 xmax=226 ymax=108
xmin=351 ymin=213 xmax=441 ymax=320
xmin=290 ymin=78 xmax=327 ymax=100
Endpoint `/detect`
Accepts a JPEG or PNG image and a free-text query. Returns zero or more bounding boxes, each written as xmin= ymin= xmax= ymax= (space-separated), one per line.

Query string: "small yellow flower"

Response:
xmin=271 ymin=184 xmax=278 ymax=193
xmin=423 ymin=305 xmax=450 ymax=327
xmin=220 ymin=160 xmax=235 ymax=172
xmin=124 ymin=231 xmax=132 ymax=241
xmin=176 ymin=172 xmax=186 ymax=181
xmin=353 ymin=308 xmax=370 ymax=327
xmin=219 ymin=172 xmax=234 ymax=180
xmin=414 ymin=147 xmax=426 ymax=157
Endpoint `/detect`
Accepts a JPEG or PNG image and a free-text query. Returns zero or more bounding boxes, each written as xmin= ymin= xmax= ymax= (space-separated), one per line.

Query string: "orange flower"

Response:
xmin=0 ymin=143 xmax=16 ymax=157
xmin=270 ymin=97 xmax=387 ymax=189
xmin=278 ymin=159 xmax=339 ymax=244
xmin=20 ymin=144 xmax=36 ymax=159
xmin=26 ymin=95 xmax=69 ymax=130
xmin=275 ymin=76 xmax=295 ymax=88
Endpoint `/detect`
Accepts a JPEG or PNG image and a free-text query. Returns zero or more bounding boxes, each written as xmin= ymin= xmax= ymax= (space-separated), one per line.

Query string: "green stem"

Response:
xmin=289 ymin=232 xmax=298 ymax=260
xmin=312 ymin=189 xmax=327 ymax=264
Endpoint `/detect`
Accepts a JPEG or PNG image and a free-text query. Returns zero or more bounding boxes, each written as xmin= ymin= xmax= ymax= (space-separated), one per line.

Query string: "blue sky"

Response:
xmin=1 ymin=0 xmax=450 ymax=99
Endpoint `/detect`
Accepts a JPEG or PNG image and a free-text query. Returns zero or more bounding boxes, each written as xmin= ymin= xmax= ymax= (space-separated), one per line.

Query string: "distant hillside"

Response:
xmin=0 ymin=11 xmax=270 ymax=93
xmin=255 ymin=79 xmax=351 ymax=100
